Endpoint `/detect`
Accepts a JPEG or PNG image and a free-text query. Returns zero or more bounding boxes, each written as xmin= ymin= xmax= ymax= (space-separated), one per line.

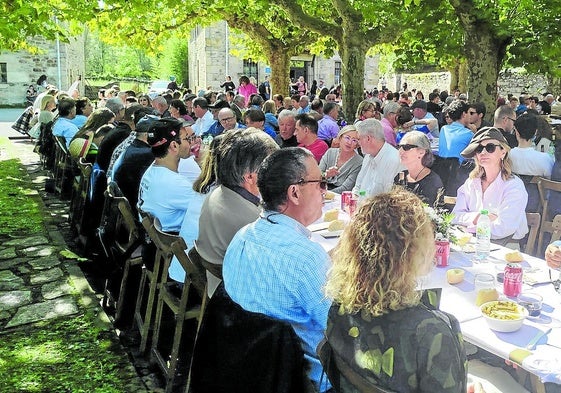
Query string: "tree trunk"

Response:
xmin=458 ymin=60 xmax=468 ymax=93
xmin=547 ymin=75 xmax=561 ymax=97
xmin=268 ymin=48 xmax=291 ymax=98
xmin=449 ymin=64 xmax=459 ymax=92
xmin=339 ymin=39 xmax=369 ymax=122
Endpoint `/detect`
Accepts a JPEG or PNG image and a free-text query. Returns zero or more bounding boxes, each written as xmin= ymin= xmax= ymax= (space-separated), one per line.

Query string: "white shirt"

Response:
xmin=452 ymin=175 xmax=528 ymax=240
xmin=352 ymin=142 xmax=401 ymax=196
xmin=192 ymin=110 xmax=214 ymax=136
xmin=510 ymin=146 xmax=554 ymax=178
xmin=178 ymin=156 xmax=202 ymax=183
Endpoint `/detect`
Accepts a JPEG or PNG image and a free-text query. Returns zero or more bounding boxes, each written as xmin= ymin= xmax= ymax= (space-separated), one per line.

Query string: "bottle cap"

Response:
xmin=359 ymin=190 xmax=366 ymax=196
xmin=480 ymin=209 xmax=489 ymax=215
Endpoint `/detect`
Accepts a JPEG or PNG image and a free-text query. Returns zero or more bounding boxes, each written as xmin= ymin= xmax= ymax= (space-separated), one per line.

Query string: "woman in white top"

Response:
xmin=452 ymin=127 xmax=528 ymax=241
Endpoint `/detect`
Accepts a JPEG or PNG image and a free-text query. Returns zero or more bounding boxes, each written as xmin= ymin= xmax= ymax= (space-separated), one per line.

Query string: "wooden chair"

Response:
xmin=537 ymin=178 xmax=561 ymax=256
xmin=69 ymin=157 xmax=92 ymax=248
xmin=134 ymin=213 xmax=179 ymax=353
xmin=443 ymin=196 xmax=457 ymax=206
xmin=101 ymin=182 xmax=144 ymax=326
xmin=150 ymin=237 xmax=208 ymax=393
xmin=523 ymin=212 xmax=541 ymax=257
xmin=53 ymin=135 xmax=74 ymax=199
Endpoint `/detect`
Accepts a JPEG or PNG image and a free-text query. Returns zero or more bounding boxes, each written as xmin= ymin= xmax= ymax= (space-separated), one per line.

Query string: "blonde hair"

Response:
xmin=262 ymin=100 xmax=276 ymax=114
xmin=355 ymin=100 xmax=375 ymax=120
xmin=469 ymin=139 xmax=513 ymax=181
xmin=325 ymin=188 xmax=435 ymax=316
xmin=337 ymin=124 xmax=357 ymax=139
xmin=40 ymin=94 xmax=55 ymax=111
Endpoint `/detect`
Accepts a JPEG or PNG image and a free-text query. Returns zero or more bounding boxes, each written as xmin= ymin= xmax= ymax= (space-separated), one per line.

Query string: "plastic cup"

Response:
xmin=517 ymin=293 xmax=543 ymax=317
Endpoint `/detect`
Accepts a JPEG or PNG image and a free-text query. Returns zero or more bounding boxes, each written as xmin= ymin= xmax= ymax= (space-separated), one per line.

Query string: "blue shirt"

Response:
xmin=438 ymin=121 xmax=473 ymax=163
xmin=223 ymin=212 xmax=332 ymax=392
xmin=52 ymin=117 xmax=79 ymax=148
xmin=317 ymin=114 xmax=340 ymax=141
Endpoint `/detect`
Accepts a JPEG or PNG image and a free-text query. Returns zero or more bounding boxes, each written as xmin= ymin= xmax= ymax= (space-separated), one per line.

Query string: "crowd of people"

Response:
xmin=13 ymin=74 xmax=561 ymax=393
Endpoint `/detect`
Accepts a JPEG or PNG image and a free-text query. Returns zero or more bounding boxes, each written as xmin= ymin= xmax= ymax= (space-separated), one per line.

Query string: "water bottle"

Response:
xmin=475 ymin=209 xmax=491 ymax=262
xmin=548 ymin=132 xmax=556 ymax=157
xmin=358 ymin=190 xmax=367 ymax=206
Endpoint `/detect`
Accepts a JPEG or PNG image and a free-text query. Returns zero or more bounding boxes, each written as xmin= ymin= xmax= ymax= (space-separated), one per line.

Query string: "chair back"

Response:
xmin=141 ymin=214 xmax=180 ymax=280
xmin=171 ymin=238 xmax=207 ymax=299
xmin=517 ymin=175 xmax=541 ymax=213
xmin=524 ymin=212 xmax=541 ymax=256
xmin=537 ymin=178 xmax=561 ymax=255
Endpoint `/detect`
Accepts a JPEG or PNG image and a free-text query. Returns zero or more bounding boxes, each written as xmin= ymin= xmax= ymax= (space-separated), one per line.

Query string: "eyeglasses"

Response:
xmin=474 ymin=143 xmax=502 ymax=154
xmin=181 ymin=134 xmax=198 ymax=143
xmin=342 ymin=135 xmax=359 ymax=144
xmin=505 ymin=116 xmax=516 ymax=122
xmin=293 ymin=177 xmax=328 ymax=190
xmin=219 ymin=116 xmax=236 ymax=122
xmin=398 ymin=144 xmax=418 ymax=151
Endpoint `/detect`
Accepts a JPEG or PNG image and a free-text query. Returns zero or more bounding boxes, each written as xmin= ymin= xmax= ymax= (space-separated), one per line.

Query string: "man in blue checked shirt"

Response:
xmin=223 ymin=147 xmax=333 ymax=392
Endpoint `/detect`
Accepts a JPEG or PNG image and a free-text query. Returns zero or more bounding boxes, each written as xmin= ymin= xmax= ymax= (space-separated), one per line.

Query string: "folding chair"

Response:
xmin=523 ymin=212 xmax=541 ymax=257
xmin=537 ymin=178 xmax=561 ymax=256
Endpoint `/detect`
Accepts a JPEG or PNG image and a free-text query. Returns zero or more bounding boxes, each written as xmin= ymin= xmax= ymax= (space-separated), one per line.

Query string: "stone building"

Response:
xmin=0 ymin=35 xmax=85 ymax=106
xmin=188 ymin=21 xmax=380 ymax=95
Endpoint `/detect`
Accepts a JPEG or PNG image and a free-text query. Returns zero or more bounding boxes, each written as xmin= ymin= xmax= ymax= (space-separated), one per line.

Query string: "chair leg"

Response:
xmin=138 ymin=259 xmax=162 ymax=353
xmin=115 ymin=258 xmax=142 ymax=325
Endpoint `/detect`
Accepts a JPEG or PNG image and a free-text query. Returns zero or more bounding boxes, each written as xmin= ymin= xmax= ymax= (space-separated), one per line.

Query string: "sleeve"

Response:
xmin=332 ymin=158 xmax=363 ymax=193
xmin=319 ymin=150 xmax=331 ymax=172
xmin=417 ymin=313 xmax=467 ymax=393
xmin=489 ymin=179 xmax=528 ymax=239
xmin=352 ymin=157 xmax=368 ymax=195
xmin=452 ymin=182 xmax=479 ymax=231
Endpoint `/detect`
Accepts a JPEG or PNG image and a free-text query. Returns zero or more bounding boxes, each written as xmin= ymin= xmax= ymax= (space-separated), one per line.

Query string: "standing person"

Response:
xmin=238 ymin=75 xmax=258 ymax=107
xmin=292 ymin=76 xmax=308 ymax=96
xmin=309 ymin=79 xmax=318 ymax=101
xmin=353 ymin=118 xmax=401 ymax=196
xmin=223 ymin=147 xmax=332 ymax=393
xmin=321 ymin=188 xmax=467 ymax=393
xmin=258 ymin=75 xmax=271 ymax=100
xmin=220 ymin=75 xmax=236 ymax=92
xmin=452 ymin=127 xmax=528 ymax=241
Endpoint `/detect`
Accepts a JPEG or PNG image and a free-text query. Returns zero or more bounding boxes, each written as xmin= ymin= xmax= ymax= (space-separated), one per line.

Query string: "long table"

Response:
xmin=311 ymin=197 xmax=561 ymax=386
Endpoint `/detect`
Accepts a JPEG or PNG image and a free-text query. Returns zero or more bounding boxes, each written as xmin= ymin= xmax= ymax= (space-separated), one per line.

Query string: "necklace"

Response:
xmin=412 ymin=167 xmax=427 ymax=181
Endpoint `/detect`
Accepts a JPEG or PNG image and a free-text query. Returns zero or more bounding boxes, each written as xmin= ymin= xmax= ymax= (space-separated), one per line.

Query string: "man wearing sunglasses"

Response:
xmin=223 ymin=148 xmax=332 ymax=392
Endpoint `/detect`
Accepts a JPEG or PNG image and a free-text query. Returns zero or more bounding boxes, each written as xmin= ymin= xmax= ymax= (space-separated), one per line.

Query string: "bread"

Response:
xmin=446 ymin=268 xmax=465 ymax=284
xmin=324 ymin=191 xmax=335 ymax=200
xmin=328 ymin=219 xmax=345 ymax=232
xmin=505 ymin=250 xmax=523 ymax=262
xmin=324 ymin=209 xmax=339 ymax=222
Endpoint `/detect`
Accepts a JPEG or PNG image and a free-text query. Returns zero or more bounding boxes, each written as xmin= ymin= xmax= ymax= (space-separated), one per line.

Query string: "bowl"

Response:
xmin=480 ymin=300 xmax=528 ymax=332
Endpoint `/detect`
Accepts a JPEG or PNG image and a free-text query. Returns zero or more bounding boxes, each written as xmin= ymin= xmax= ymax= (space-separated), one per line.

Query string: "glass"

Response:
xmin=219 ymin=116 xmax=235 ymax=122
xmin=293 ymin=178 xmax=328 ymax=190
xmin=398 ymin=144 xmax=418 ymax=151
xmin=182 ymin=135 xmax=197 ymax=143
xmin=474 ymin=273 xmax=499 ymax=306
xmin=474 ymin=143 xmax=502 ymax=154
xmin=342 ymin=135 xmax=359 ymax=144
xmin=517 ymin=293 xmax=543 ymax=316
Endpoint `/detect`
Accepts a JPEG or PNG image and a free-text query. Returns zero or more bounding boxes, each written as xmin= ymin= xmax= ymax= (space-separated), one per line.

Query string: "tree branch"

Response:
xmin=276 ymin=0 xmax=342 ymax=41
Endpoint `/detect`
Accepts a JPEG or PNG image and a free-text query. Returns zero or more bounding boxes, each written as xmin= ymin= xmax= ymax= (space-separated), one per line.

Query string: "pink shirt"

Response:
xmin=238 ymin=83 xmax=258 ymax=107
xmin=299 ymin=138 xmax=329 ymax=163
xmin=381 ymin=118 xmax=397 ymax=146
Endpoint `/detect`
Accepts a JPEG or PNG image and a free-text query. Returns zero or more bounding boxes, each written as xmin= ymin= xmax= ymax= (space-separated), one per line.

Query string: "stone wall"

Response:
xmin=0 ymin=35 xmax=85 ymax=107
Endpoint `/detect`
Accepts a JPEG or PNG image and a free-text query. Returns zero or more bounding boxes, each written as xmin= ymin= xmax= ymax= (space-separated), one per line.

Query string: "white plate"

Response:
xmin=308 ymin=222 xmax=330 ymax=232
xmin=320 ymin=230 xmax=343 ymax=238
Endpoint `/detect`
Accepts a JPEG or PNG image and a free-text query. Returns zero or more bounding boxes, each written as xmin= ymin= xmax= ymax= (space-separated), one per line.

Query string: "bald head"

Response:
xmin=218 ymin=107 xmax=238 ymax=131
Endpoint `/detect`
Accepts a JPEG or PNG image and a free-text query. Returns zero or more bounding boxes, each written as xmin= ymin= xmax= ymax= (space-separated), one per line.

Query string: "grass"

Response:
xmin=0 ymin=158 xmax=44 ymax=237
xmin=0 ymin=314 xmax=136 ymax=393
xmin=0 ymin=137 xmax=144 ymax=392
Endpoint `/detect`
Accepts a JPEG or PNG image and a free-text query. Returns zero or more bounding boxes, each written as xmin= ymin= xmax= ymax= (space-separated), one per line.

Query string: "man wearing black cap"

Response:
xmin=404 ymin=100 xmax=439 ymax=138
xmin=137 ymin=118 xmax=197 ymax=232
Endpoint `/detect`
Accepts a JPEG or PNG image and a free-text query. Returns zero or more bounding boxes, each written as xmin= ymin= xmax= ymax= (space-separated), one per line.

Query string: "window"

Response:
xmin=0 ymin=63 xmax=6 ymax=83
xmin=243 ymin=59 xmax=258 ymax=81
xmin=334 ymin=61 xmax=341 ymax=85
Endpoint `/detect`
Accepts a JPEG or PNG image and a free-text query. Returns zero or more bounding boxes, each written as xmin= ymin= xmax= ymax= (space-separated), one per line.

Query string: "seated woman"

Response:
xmin=322 ymin=188 xmax=467 ymax=392
xmin=319 ymin=125 xmax=363 ymax=193
xmin=395 ymin=131 xmax=444 ymax=206
xmin=452 ymin=127 xmax=528 ymax=241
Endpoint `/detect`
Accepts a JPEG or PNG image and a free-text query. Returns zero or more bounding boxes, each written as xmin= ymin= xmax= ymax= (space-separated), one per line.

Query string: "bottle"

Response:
xmin=548 ymin=132 xmax=556 ymax=157
xmin=475 ymin=209 xmax=491 ymax=262
xmin=358 ymin=190 xmax=367 ymax=206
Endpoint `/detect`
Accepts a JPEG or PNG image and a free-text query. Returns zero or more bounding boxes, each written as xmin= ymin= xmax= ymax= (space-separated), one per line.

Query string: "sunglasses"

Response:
xmin=475 ymin=143 xmax=502 ymax=154
xmin=293 ymin=177 xmax=328 ymax=190
xmin=398 ymin=144 xmax=418 ymax=151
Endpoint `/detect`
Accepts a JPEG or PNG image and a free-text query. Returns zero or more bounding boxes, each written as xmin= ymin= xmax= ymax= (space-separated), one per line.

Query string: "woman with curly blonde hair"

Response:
xmin=321 ymin=188 xmax=467 ymax=393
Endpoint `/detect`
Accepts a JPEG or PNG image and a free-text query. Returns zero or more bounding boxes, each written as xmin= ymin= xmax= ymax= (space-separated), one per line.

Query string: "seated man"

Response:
xmin=243 ymin=108 xmax=276 ymax=139
xmin=275 ymin=110 xmax=298 ymax=148
xmin=52 ymin=97 xmax=79 ymax=147
xmin=295 ymin=113 xmax=329 ymax=163
xmin=404 ymin=99 xmax=439 ymax=138
xmin=511 ymin=113 xmax=554 ymax=212
xmin=137 ymin=118 xmax=196 ymax=232
xmin=196 ymin=128 xmax=279 ymax=295
xmin=317 ymin=102 xmax=340 ymax=143
xmin=223 ymin=148 xmax=332 ymax=392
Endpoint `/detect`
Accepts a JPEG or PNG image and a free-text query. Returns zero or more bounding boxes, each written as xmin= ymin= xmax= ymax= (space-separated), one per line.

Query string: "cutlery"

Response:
xmin=526 ymin=328 xmax=552 ymax=350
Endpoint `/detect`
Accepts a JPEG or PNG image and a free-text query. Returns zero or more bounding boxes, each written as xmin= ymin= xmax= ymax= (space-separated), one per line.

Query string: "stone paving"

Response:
xmin=0 ymin=136 xmax=163 ymax=392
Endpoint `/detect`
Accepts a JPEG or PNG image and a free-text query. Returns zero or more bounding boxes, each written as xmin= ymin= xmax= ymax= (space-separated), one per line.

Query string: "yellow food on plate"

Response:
xmin=456 ymin=234 xmax=472 ymax=246
xmin=481 ymin=301 xmax=524 ymax=320
xmin=446 ymin=268 xmax=465 ymax=284
xmin=328 ymin=219 xmax=345 ymax=232
xmin=505 ymin=250 xmax=523 ymax=262
xmin=475 ymin=288 xmax=499 ymax=306
xmin=324 ymin=209 xmax=339 ymax=222
xmin=324 ymin=191 xmax=335 ymax=200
